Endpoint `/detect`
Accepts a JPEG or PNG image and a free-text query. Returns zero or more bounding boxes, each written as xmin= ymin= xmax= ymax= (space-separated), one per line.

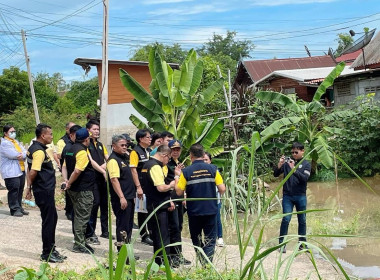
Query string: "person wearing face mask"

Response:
xmin=63 ymin=127 xmax=96 ymax=254
xmin=0 ymin=125 xmax=27 ymax=217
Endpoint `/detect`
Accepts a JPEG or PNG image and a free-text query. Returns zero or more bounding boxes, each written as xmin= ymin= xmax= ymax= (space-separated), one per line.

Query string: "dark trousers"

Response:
xmin=65 ymin=190 xmax=73 ymax=216
xmin=112 ymin=198 xmax=135 ymax=251
xmin=168 ymin=205 xmax=182 ymax=258
xmin=68 ymin=190 xmax=93 ymax=248
xmin=148 ymin=209 xmax=170 ymax=265
xmin=5 ymin=172 xmax=25 ymax=214
xmin=279 ymin=194 xmax=307 ymax=244
xmin=217 ymin=202 xmax=223 ymax=238
xmin=188 ymin=214 xmax=217 ymax=264
xmin=86 ymin=178 xmax=109 ymax=237
xmin=138 ymin=212 xmax=150 ymax=238
xmin=33 ymin=189 xmax=58 ymax=255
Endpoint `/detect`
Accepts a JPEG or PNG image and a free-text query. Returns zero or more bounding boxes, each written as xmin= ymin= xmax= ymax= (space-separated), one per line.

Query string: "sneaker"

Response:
xmin=298 ymin=244 xmax=310 ymax=252
xmin=53 ymin=250 xmax=67 ymax=260
xmin=278 ymin=246 xmax=287 ymax=253
xmin=21 ymin=209 xmax=29 ymax=215
xmin=181 ymin=257 xmax=191 ymax=265
xmin=72 ymin=244 xmax=94 ymax=254
xmin=141 ymin=236 xmax=153 ymax=246
xmin=40 ymin=253 xmax=64 ymax=263
xmin=86 ymin=236 xmax=100 ymax=245
xmin=100 ymin=232 xmax=115 ymax=239
xmin=12 ymin=211 xmax=23 ymax=217
xmin=216 ymin=238 xmax=224 ymax=247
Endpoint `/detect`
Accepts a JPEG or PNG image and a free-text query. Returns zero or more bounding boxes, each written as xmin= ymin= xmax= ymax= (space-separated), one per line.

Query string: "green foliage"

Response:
xmin=34 ymin=72 xmax=63 ymax=110
xmin=53 ymin=96 xmax=76 ymax=115
xmin=130 ymin=42 xmax=187 ymax=64
xmin=334 ymin=33 xmax=353 ymax=57
xmin=121 ymin=47 xmax=225 ymax=154
xmin=65 ymin=77 xmax=99 ymax=113
xmin=327 ymin=94 xmax=380 ymax=176
xmin=0 ymin=67 xmax=31 ymax=115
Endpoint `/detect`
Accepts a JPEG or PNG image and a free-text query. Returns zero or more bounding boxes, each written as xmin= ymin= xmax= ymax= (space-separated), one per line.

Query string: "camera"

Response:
xmin=285 ymin=157 xmax=293 ymax=163
xmin=61 ymin=183 xmax=66 ymax=190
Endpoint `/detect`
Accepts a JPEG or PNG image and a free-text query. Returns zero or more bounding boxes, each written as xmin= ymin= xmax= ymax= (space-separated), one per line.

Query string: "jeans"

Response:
xmin=279 ymin=194 xmax=307 ymax=244
xmin=188 ymin=214 xmax=217 ymax=264
xmin=5 ymin=172 xmax=25 ymax=214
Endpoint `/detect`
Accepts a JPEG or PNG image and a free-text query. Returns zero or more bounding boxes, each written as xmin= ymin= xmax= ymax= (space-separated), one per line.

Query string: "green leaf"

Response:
xmin=260 ymin=116 xmax=301 ymax=140
xmin=307 ymin=100 xmax=325 ymax=113
xmin=179 ymin=49 xmax=197 ymax=95
xmin=129 ymin=114 xmax=147 ymax=129
xmin=312 ymin=136 xmax=334 ymax=168
xmin=313 ymin=61 xmax=345 ymax=101
xmin=131 ymin=99 xmax=162 ymax=123
xmin=200 ymin=77 xmax=224 ymax=104
xmin=114 ymin=245 xmax=128 ymax=280
xmin=119 ymin=69 xmax=164 ymax=114
xmin=199 ymin=118 xmax=224 ymax=150
xmin=188 ymin=59 xmax=204 ymax=96
xmin=256 ymin=91 xmax=300 ymax=112
xmin=207 ymin=146 xmax=224 ymax=157
xmin=322 ymin=126 xmax=343 ymax=135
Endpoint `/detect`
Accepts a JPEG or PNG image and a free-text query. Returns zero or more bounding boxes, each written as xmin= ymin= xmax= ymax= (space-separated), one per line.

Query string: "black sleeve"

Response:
xmin=292 ymin=161 xmax=311 ymax=183
xmin=273 ymin=164 xmax=284 ymax=177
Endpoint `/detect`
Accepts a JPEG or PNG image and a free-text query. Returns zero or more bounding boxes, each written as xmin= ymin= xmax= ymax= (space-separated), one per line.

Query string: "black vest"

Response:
xmin=60 ymin=133 xmax=71 ymax=145
xmin=27 ymin=141 xmax=56 ymax=192
xmin=88 ymin=138 xmax=106 ymax=166
xmin=108 ymin=151 xmax=135 ymax=200
xmin=60 ymin=138 xmax=73 ymax=167
xmin=133 ymin=144 xmax=150 ymax=180
xmin=165 ymin=158 xmax=183 ymax=200
xmin=65 ymin=143 xmax=95 ymax=192
xmin=141 ymin=158 xmax=170 ymax=211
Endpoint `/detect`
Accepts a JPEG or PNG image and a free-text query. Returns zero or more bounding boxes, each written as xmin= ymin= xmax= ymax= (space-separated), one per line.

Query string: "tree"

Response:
xmin=65 ymin=77 xmax=99 ymax=113
xmin=256 ymin=62 xmax=346 ymax=172
xmin=120 ymin=47 xmax=225 ymax=156
xmin=34 ymin=72 xmax=60 ymax=110
xmin=130 ymin=42 xmax=187 ymax=64
xmin=198 ymin=31 xmax=254 ymax=61
xmin=334 ymin=33 xmax=353 ymax=57
xmin=0 ymin=67 xmax=31 ymax=115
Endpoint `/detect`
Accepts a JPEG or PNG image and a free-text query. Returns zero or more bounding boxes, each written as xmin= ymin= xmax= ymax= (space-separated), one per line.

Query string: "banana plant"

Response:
xmin=120 ymin=47 xmax=225 ymax=156
xmin=256 ymin=61 xmax=346 ymax=171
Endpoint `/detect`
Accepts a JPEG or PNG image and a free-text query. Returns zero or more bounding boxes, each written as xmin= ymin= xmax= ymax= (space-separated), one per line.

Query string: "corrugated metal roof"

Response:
xmin=255 ymin=66 xmax=359 ymax=86
xmin=336 ymin=49 xmax=361 ymax=64
xmin=242 ymin=55 xmax=336 ymax=82
xmin=351 ymin=31 xmax=380 ymax=69
xmin=74 ymin=58 xmax=179 ymax=68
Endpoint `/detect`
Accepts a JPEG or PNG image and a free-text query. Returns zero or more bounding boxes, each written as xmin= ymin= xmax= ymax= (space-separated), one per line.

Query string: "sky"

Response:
xmin=0 ymin=0 xmax=379 ymax=83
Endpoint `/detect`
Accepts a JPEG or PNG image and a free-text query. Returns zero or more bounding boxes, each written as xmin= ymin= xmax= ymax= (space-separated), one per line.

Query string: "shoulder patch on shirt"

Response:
xmin=299 ymin=165 xmax=303 ymax=169
xmin=99 ymin=145 xmax=103 ymax=150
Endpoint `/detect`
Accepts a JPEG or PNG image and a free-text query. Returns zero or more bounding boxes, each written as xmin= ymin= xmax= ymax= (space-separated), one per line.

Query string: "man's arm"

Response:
xmin=131 ymin=167 xmax=143 ymax=199
xmin=88 ymin=152 xmax=106 ymax=178
xmin=273 ymin=156 xmax=285 ymax=177
xmin=292 ymin=161 xmax=311 ymax=183
xmin=175 ymin=171 xmax=186 ymax=197
xmin=25 ymin=150 xmax=45 ymax=199
xmin=150 ymin=165 xmax=174 ymax=192
xmin=215 ymin=170 xmax=226 ymax=195
xmin=65 ymin=150 xmax=88 ymax=189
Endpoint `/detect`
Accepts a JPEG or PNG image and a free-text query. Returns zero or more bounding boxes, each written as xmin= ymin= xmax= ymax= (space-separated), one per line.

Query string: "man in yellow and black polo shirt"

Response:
xmin=64 ymin=127 xmax=96 ymax=254
xmin=175 ymin=143 xmax=225 ymax=265
xmin=25 ymin=124 xmax=66 ymax=263
xmin=130 ymin=129 xmax=153 ymax=246
xmin=107 ymin=135 xmax=136 ymax=252
xmin=141 ymin=145 xmax=177 ymax=267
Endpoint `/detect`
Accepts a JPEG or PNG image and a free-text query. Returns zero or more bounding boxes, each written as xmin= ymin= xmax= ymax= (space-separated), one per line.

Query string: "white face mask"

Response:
xmin=8 ymin=132 xmax=16 ymax=139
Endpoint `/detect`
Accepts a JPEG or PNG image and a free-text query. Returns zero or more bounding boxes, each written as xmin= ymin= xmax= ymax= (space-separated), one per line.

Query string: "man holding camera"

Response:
xmin=274 ymin=142 xmax=311 ymax=253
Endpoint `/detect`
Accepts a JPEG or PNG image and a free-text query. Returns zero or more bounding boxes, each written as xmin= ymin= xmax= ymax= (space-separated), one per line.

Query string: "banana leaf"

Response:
xmin=131 ymin=100 xmax=162 ymax=123
xmin=313 ymin=61 xmax=345 ymax=102
xmin=179 ymin=49 xmax=197 ymax=95
xmin=200 ymin=77 xmax=224 ymax=104
xmin=129 ymin=115 xmax=147 ymax=130
xmin=208 ymin=146 xmax=224 ymax=157
xmin=261 ymin=116 xmax=301 ymax=139
xmin=119 ymin=69 xmax=164 ymax=114
xmin=199 ymin=119 xmax=225 ymax=150
xmin=256 ymin=91 xmax=301 ymax=112
xmin=188 ymin=59 xmax=204 ymax=96
xmin=307 ymin=100 xmax=325 ymax=114
xmin=312 ymin=136 xmax=334 ymax=168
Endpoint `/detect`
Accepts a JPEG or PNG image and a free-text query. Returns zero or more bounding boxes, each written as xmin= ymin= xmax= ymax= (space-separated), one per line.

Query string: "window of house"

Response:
xmin=364 ymin=86 xmax=380 ymax=95
xmin=283 ymin=88 xmax=295 ymax=94
xmin=336 ymin=82 xmax=351 ymax=96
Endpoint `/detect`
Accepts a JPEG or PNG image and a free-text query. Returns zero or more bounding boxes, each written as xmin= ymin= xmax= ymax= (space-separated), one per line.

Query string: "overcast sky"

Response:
xmin=1 ymin=0 xmax=379 ymax=82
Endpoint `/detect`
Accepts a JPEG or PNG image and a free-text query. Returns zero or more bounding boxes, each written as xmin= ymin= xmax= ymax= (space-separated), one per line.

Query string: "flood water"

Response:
xmin=307 ymin=177 xmax=380 ymax=279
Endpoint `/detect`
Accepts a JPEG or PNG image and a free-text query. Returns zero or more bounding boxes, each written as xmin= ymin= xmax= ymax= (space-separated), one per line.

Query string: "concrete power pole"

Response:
xmin=21 ymin=29 xmax=40 ymax=125
xmin=99 ymin=0 xmax=109 ymax=144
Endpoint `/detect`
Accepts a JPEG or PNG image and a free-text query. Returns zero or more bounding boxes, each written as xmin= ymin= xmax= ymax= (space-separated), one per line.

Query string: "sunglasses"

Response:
xmin=291 ymin=151 xmax=299 ymax=155
xmin=120 ymin=144 xmax=128 ymax=147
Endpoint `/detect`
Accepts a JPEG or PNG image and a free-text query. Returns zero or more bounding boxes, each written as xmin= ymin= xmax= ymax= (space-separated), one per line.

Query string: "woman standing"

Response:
xmin=0 ymin=125 xmax=28 ymax=217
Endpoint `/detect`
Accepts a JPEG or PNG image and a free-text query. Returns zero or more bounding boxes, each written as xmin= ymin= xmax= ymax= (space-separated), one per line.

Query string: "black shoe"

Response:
xmin=298 ymin=244 xmax=310 ymax=252
xmin=72 ymin=244 xmax=94 ymax=254
xmin=86 ymin=235 xmax=101 ymax=245
xmin=40 ymin=253 xmax=64 ymax=263
xmin=278 ymin=246 xmax=286 ymax=253
xmin=12 ymin=211 xmax=23 ymax=217
xmin=53 ymin=250 xmax=67 ymax=260
xmin=141 ymin=236 xmax=153 ymax=246
xmin=21 ymin=209 xmax=29 ymax=215
xmin=100 ymin=232 xmax=115 ymax=239
xmin=182 ymin=258 xmax=191 ymax=265
xmin=133 ymin=223 xmax=139 ymax=229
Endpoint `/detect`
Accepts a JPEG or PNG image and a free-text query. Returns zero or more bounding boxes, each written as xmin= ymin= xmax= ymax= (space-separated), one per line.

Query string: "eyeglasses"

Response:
xmin=291 ymin=151 xmax=299 ymax=154
xmin=162 ymin=154 xmax=170 ymax=159
xmin=120 ymin=144 xmax=128 ymax=147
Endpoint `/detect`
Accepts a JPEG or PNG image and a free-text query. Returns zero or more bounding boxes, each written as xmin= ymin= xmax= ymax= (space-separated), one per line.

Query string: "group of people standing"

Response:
xmin=0 ymin=122 xmax=226 ymax=267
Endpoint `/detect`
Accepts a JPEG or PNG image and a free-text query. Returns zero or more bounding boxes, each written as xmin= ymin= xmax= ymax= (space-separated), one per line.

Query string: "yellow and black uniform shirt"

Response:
xmin=27 ymin=141 xmax=56 ymax=191
xmin=88 ymin=138 xmax=108 ymax=175
xmin=65 ymin=142 xmax=95 ymax=192
xmin=141 ymin=158 xmax=171 ymax=211
xmin=57 ymin=133 xmax=71 ymax=166
xmin=107 ymin=151 xmax=135 ymax=201
xmin=178 ymin=160 xmax=223 ymax=216
xmin=130 ymin=144 xmax=150 ymax=182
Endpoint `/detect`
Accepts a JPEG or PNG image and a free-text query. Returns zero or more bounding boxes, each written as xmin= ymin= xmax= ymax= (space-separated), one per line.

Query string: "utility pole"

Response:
xmin=21 ymin=29 xmax=40 ymax=125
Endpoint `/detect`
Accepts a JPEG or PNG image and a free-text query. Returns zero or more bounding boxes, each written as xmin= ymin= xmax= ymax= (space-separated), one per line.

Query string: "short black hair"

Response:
xmin=69 ymin=125 xmax=82 ymax=134
xmin=3 ymin=124 xmax=13 ymax=134
xmin=65 ymin=122 xmax=75 ymax=128
xmin=190 ymin=143 xmax=204 ymax=158
xmin=36 ymin=123 xmax=51 ymax=138
xmin=161 ymin=131 xmax=174 ymax=139
xmin=157 ymin=145 xmax=171 ymax=155
xmin=86 ymin=119 xmax=100 ymax=130
xmin=292 ymin=142 xmax=304 ymax=150
xmin=135 ymin=129 xmax=151 ymax=143
xmin=151 ymin=132 xmax=161 ymax=145
xmin=205 ymin=152 xmax=212 ymax=161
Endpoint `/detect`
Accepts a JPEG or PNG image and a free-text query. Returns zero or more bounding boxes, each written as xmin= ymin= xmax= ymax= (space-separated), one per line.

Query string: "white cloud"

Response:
xmin=142 ymin=0 xmax=194 ymax=4
xmin=249 ymin=0 xmax=337 ymax=6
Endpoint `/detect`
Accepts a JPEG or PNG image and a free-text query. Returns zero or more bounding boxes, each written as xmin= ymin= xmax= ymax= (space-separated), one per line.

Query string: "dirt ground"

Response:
xmin=0 ymin=187 xmax=343 ymax=280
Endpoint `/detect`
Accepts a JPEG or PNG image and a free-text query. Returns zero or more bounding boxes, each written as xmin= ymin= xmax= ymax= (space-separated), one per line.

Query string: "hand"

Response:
xmin=168 ymin=201 xmax=175 ymax=211
xmin=16 ymin=153 xmax=23 ymax=160
xmin=25 ymin=188 xmax=32 ymax=200
xmin=174 ymin=166 xmax=182 ymax=176
xmin=120 ymin=197 xmax=127 ymax=210
xmin=278 ymin=155 xmax=285 ymax=168
xmin=136 ymin=186 xmax=143 ymax=199
xmin=169 ymin=181 xmax=175 ymax=191
xmin=64 ymin=183 xmax=71 ymax=191
xmin=288 ymin=160 xmax=295 ymax=169
xmin=102 ymin=170 xmax=107 ymax=181
xmin=182 ymin=200 xmax=187 ymax=208
xmin=177 ymin=163 xmax=185 ymax=170
xmin=101 ymin=163 xmax=107 ymax=170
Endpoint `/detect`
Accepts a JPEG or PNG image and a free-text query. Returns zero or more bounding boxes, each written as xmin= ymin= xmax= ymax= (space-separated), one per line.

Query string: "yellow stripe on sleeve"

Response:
xmin=75 ymin=150 xmax=89 ymax=171
xmin=215 ymin=170 xmax=224 ymax=185
xmin=177 ymin=173 xmax=187 ymax=191
xmin=129 ymin=150 xmax=139 ymax=167
xmin=56 ymin=139 xmax=66 ymax=154
xmin=107 ymin=159 xmax=120 ymax=178
xmin=149 ymin=165 xmax=165 ymax=186
xmin=31 ymin=150 xmax=45 ymax=171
